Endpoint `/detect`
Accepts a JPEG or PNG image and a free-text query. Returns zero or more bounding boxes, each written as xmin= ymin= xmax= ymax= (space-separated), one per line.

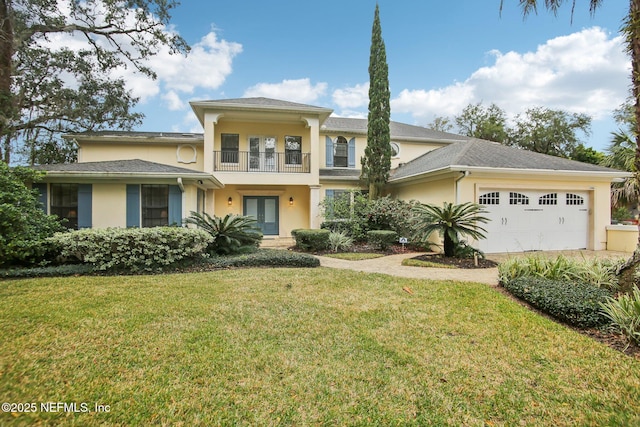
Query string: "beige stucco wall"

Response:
xmin=606 ymin=225 xmax=638 ymax=252
xmin=92 ymin=184 xmax=127 ymax=228
xmin=391 ymin=177 xmax=455 ymax=205
xmin=79 ymin=143 xmax=205 ymax=172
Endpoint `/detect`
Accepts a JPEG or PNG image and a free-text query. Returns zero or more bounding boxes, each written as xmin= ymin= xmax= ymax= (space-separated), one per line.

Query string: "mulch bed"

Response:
xmin=409 ymin=254 xmax=498 ymax=269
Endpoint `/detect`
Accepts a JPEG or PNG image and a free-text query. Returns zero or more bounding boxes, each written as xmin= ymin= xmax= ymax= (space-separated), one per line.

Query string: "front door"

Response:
xmin=244 ymin=196 xmax=279 ymax=235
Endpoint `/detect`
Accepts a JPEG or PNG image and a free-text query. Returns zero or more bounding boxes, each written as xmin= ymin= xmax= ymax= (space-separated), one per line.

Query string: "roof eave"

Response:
xmin=40 ymin=171 xmax=224 ymax=189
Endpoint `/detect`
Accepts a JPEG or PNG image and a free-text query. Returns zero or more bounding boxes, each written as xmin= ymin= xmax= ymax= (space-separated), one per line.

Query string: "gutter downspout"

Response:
xmin=177 ymin=178 xmax=186 ymax=226
xmin=177 ymin=177 xmax=185 ymax=192
xmin=455 ymin=171 xmax=469 ymax=204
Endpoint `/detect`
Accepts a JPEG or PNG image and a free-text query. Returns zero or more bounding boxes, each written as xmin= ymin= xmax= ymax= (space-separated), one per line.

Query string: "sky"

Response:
xmin=111 ymin=0 xmax=631 ymax=152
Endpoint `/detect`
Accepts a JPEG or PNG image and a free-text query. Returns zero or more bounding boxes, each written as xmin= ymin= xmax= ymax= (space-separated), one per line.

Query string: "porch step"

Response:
xmin=260 ymin=237 xmax=295 ymax=249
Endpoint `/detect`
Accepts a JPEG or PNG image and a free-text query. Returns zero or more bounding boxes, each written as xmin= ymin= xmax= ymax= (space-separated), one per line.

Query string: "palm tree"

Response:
xmin=184 ymin=211 xmax=263 ymax=255
xmin=502 ymin=0 xmax=640 ymax=248
xmin=601 ymin=130 xmax=639 ymax=208
xmin=412 ymin=202 xmax=489 ymax=257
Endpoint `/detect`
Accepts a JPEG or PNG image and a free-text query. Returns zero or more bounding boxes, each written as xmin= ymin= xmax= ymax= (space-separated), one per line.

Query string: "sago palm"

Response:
xmin=185 ymin=211 xmax=263 ymax=255
xmin=412 ymin=202 xmax=489 ymax=257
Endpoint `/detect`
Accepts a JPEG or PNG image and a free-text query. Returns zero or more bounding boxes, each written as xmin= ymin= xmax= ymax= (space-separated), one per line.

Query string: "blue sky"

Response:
xmin=122 ymin=1 xmax=630 ymax=152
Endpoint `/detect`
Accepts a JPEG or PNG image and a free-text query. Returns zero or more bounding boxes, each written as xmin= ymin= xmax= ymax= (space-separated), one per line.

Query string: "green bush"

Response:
xmin=504 ymin=277 xmax=612 ymax=328
xmin=498 ymin=255 xmax=621 ymax=291
xmin=328 ymin=231 xmax=354 ymax=252
xmin=0 ymin=162 xmax=64 ymax=267
xmin=209 ymin=249 xmax=320 ymax=268
xmin=184 ymin=211 xmax=263 ymax=255
xmin=367 ymin=230 xmax=397 ymax=250
xmin=50 ymin=227 xmax=212 ymax=272
xmin=291 ymin=229 xmax=330 ymax=252
xmin=0 ymin=263 xmax=94 ymax=279
xmin=601 ymin=285 xmax=640 ymax=346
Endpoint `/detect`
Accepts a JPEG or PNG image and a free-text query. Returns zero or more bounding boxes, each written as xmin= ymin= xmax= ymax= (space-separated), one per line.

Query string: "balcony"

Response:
xmin=213 ymin=151 xmax=310 ymax=173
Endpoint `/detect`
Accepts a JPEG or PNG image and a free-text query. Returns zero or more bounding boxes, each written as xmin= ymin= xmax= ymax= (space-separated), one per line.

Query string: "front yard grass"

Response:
xmin=1 ymin=268 xmax=639 ymax=426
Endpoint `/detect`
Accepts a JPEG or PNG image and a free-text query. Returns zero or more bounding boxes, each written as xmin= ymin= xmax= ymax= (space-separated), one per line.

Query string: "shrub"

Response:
xmin=328 ymin=231 xmax=353 ymax=252
xmin=367 ymin=230 xmax=397 ymax=250
xmin=0 ymin=162 xmax=64 ymax=267
xmin=291 ymin=229 xmax=330 ymax=252
xmin=498 ymin=255 xmax=620 ymax=291
xmin=0 ymin=263 xmax=94 ymax=279
xmin=184 ymin=212 xmax=263 ymax=255
xmin=50 ymin=227 xmax=212 ymax=272
xmin=601 ymin=286 xmax=640 ymax=346
xmin=504 ymin=277 xmax=612 ymax=328
xmin=209 ymin=249 xmax=320 ymax=268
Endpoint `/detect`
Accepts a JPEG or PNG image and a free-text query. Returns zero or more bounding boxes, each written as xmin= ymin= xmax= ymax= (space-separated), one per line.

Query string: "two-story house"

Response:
xmin=34 ymin=97 xmax=628 ymax=253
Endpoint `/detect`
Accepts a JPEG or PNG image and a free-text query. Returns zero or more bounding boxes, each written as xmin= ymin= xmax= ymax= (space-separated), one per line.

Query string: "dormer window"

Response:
xmin=334 ymin=136 xmax=348 ymax=167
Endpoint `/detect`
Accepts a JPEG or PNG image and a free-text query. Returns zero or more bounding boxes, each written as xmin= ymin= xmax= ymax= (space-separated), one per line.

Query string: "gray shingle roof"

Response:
xmin=319 ymin=168 xmax=361 ymax=180
xmin=322 ymin=117 xmax=469 ymax=142
xmin=33 ymin=159 xmax=211 ymax=175
xmin=65 ymin=131 xmax=203 ymax=140
xmin=391 ymin=139 xmax=625 ymax=181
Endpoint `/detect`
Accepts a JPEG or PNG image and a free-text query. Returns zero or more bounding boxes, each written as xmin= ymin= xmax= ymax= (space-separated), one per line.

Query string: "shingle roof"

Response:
xmin=322 ymin=117 xmax=469 ymax=143
xmin=319 ymin=168 xmax=361 ymax=180
xmin=33 ymin=159 xmax=211 ymax=175
xmin=202 ymin=97 xmax=329 ymax=110
xmin=390 ymin=139 xmax=625 ymax=181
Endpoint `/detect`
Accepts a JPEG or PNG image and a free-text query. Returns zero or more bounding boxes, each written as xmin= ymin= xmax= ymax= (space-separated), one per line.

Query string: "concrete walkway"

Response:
xmin=313 ymin=250 xmax=632 ymax=286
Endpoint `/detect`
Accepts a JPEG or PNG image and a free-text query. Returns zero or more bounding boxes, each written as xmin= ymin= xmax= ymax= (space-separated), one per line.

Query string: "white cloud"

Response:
xmin=162 ymin=90 xmax=186 ymax=111
xmin=243 ymin=78 xmax=327 ymax=103
xmin=332 ymin=83 xmax=369 ymax=109
xmin=391 ymin=27 xmax=629 ymax=125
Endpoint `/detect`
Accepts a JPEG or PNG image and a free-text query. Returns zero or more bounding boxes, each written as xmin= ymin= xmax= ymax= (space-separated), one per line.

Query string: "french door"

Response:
xmin=243 ymin=196 xmax=279 ymax=235
xmin=248 ymin=136 xmax=276 ymax=171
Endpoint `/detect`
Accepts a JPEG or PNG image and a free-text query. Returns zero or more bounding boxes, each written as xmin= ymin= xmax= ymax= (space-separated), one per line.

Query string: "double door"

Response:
xmin=244 ymin=196 xmax=279 ymax=235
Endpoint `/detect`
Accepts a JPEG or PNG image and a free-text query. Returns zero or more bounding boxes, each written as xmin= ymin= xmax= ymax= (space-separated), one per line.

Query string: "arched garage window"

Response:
xmin=509 ymin=192 xmax=529 ymax=205
xmin=539 ymin=193 xmax=557 ymax=205
xmin=566 ymin=193 xmax=584 ymax=205
xmin=479 ymin=192 xmax=499 ymax=205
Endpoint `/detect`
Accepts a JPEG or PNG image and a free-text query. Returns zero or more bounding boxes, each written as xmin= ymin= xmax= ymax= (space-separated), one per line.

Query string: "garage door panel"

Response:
xmin=478 ymin=189 xmax=588 ymax=253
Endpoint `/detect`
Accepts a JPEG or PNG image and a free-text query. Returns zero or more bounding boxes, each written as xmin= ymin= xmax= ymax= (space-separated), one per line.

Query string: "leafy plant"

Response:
xmin=0 ymin=162 xmax=64 ymax=267
xmin=367 ymin=230 xmax=397 ymax=250
xmin=291 ymin=229 xmax=330 ymax=252
xmin=601 ymin=286 xmax=640 ymax=347
xmin=504 ymin=277 xmax=612 ymax=328
xmin=328 ymin=231 xmax=353 ymax=252
xmin=51 ymin=227 xmax=212 ymax=272
xmin=185 ymin=212 xmax=263 ymax=255
xmin=412 ymin=202 xmax=489 ymax=257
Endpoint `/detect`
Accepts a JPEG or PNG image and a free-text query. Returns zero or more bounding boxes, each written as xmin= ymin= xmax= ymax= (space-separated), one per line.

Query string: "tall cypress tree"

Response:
xmin=361 ymin=3 xmax=391 ymax=200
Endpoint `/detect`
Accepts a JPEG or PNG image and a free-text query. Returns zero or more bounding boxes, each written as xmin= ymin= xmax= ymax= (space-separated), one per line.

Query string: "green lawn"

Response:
xmin=1 ymin=268 xmax=638 ymax=426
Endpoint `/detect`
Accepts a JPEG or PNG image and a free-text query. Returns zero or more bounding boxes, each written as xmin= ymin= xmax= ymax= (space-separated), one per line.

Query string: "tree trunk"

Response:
xmin=444 ymin=233 xmax=455 ymax=257
xmin=0 ymin=0 xmax=13 ymax=164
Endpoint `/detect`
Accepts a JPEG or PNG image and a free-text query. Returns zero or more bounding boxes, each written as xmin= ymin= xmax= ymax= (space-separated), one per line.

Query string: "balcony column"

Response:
xmin=203 ymin=112 xmax=224 ymax=173
xmin=309 ymin=185 xmax=322 ymax=229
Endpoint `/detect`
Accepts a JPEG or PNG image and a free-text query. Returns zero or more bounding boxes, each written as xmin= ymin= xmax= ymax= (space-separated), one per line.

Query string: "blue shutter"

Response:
xmin=32 ymin=183 xmax=48 ymax=213
xmin=126 ymin=185 xmax=140 ymax=228
xmin=168 ymin=185 xmax=182 ymax=226
xmin=325 ymin=136 xmax=333 ymax=167
xmin=348 ymin=137 xmax=356 ymax=168
xmin=77 ymin=184 xmax=92 ymax=229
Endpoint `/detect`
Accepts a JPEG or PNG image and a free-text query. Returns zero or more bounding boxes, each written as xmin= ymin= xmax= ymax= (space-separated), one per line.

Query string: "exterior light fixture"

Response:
xmin=289 ymin=197 xmax=294 ymax=206
xmin=228 ymin=197 xmax=232 ymax=206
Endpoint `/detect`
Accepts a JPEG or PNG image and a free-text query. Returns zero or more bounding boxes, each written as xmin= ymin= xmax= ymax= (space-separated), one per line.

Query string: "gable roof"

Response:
xmin=322 ymin=117 xmax=469 ymax=143
xmin=33 ymin=159 xmax=223 ymax=188
xmin=390 ymin=139 xmax=628 ymax=182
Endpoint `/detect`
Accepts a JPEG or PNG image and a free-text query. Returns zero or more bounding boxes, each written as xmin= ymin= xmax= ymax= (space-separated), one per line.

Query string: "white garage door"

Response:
xmin=477 ymin=190 xmax=589 ymax=253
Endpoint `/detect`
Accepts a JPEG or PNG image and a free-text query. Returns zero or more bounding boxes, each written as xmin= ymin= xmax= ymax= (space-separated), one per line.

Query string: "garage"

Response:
xmin=477 ymin=189 xmax=590 ymax=253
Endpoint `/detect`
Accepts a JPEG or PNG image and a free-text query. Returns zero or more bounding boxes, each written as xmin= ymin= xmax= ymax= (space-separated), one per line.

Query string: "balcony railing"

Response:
xmin=213 ymin=151 xmax=311 ymax=173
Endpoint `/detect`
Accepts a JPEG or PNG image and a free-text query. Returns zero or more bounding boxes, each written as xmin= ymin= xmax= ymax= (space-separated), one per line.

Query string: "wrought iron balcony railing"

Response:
xmin=213 ymin=151 xmax=310 ymax=173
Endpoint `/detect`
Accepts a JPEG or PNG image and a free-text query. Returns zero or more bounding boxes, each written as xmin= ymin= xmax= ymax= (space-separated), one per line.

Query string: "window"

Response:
xmin=334 ymin=136 xmax=348 ymax=167
xmin=539 ymin=193 xmax=558 ymax=205
xmin=141 ymin=185 xmax=169 ymax=227
xmin=51 ymin=184 xmax=78 ymax=229
xmin=479 ymin=192 xmax=500 ymax=205
xmin=509 ymin=192 xmax=529 ymax=205
xmin=221 ymin=133 xmax=239 ymax=163
xmin=566 ymin=193 xmax=585 ymax=205
xmin=285 ymin=135 xmax=302 ymax=165
xmin=390 ymin=142 xmax=400 ymax=158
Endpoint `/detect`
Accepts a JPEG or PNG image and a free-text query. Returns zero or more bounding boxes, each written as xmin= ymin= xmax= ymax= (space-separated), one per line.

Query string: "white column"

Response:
xmin=309 ymin=185 xmax=322 ymax=229
xmin=203 ymin=112 xmax=223 ymax=174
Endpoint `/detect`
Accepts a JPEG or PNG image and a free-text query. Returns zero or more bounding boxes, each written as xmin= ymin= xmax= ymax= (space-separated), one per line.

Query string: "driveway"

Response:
xmin=314 ymin=250 xmax=631 ymax=286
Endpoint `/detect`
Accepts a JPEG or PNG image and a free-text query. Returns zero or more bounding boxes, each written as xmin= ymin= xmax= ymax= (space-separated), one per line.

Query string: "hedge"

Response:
xmin=367 ymin=230 xmax=398 ymax=250
xmin=503 ymin=277 xmax=612 ymax=328
xmin=291 ymin=229 xmax=330 ymax=252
